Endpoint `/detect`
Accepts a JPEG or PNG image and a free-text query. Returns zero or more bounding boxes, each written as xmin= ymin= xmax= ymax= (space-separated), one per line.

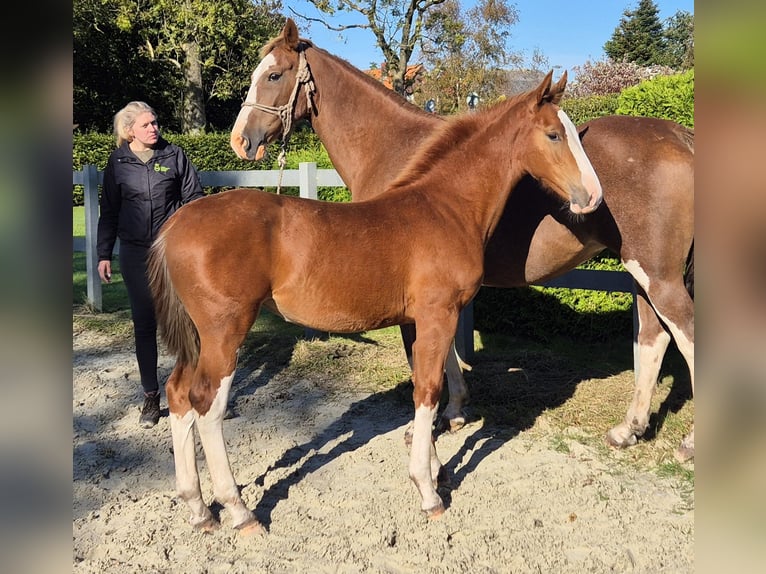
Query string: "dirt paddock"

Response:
xmin=73 ymin=325 xmax=693 ymax=573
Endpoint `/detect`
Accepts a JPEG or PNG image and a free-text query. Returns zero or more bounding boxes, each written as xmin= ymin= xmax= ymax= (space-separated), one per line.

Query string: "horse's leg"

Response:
xmin=167 ymin=362 xmax=218 ymax=531
xmin=606 ymin=289 xmax=671 ymax=448
xmin=192 ymin=331 xmax=266 ymax=536
xmin=439 ymin=341 xmax=469 ymax=431
xmin=643 ymin=279 xmax=695 ymax=461
xmin=607 ymin=273 xmax=695 ymax=460
xmin=408 ymin=314 xmax=457 ymax=519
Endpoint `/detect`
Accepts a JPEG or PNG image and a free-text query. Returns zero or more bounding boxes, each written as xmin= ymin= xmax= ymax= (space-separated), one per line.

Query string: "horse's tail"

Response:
xmin=147 ymin=234 xmax=200 ymax=367
xmin=684 ymin=239 xmax=694 ymax=300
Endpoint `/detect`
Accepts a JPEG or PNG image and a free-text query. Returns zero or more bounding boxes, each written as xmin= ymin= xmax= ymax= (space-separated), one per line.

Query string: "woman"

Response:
xmin=97 ymin=101 xmax=204 ymax=428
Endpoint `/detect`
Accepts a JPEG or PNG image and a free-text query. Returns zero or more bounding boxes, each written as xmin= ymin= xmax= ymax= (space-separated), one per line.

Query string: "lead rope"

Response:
xmin=241 ymin=50 xmax=315 ymax=194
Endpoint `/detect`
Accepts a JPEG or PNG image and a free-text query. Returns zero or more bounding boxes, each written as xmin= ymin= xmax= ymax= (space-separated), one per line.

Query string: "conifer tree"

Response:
xmin=604 ymin=0 xmax=667 ymax=66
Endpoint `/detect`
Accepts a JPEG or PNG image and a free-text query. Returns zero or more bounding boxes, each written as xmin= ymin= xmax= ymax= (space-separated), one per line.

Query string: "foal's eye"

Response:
xmin=268 ymin=72 xmax=282 ymax=82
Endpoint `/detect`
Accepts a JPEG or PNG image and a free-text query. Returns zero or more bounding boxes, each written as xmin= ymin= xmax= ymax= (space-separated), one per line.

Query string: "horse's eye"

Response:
xmin=268 ymin=72 xmax=282 ymax=82
xmin=547 ymin=132 xmax=561 ymax=142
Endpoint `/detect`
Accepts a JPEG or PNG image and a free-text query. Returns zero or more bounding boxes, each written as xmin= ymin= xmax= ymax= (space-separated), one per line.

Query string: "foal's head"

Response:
xmin=508 ymin=71 xmax=602 ymax=214
xmin=230 ymin=18 xmax=313 ymax=161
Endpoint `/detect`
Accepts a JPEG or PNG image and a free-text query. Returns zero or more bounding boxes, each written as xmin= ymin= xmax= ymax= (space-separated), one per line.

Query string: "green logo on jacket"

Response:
xmin=154 ymin=163 xmax=170 ymax=173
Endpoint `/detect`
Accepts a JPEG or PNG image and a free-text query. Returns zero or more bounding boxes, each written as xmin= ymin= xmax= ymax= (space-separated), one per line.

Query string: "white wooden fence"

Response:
xmin=73 ymin=163 xmax=637 ymax=361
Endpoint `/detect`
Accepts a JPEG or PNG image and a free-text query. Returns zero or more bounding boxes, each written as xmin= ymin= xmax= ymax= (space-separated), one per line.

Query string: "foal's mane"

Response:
xmin=387 ymin=90 xmax=532 ymax=191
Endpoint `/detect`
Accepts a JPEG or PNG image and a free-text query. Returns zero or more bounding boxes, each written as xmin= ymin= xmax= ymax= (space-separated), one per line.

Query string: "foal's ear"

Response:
xmin=283 ymin=18 xmax=300 ymax=50
xmin=534 ymin=70 xmax=567 ymax=106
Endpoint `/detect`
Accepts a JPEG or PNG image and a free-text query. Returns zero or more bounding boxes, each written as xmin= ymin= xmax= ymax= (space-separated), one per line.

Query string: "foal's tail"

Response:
xmin=684 ymin=240 xmax=694 ymax=300
xmin=147 ymin=235 xmax=200 ymax=367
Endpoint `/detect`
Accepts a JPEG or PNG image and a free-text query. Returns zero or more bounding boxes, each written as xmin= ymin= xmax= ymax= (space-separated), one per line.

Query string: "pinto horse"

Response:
xmin=148 ymin=73 xmax=602 ymax=532
xmin=230 ymin=19 xmax=695 ymax=462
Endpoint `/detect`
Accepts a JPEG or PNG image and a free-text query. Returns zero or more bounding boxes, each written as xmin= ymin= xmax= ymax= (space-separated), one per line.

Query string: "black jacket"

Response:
xmin=97 ymin=138 xmax=204 ymax=260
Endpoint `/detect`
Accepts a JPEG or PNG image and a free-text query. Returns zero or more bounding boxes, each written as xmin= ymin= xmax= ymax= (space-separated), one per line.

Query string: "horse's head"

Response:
xmin=518 ymin=71 xmax=603 ymax=215
xmin=230 ymin=19 xmax=315 ymax=161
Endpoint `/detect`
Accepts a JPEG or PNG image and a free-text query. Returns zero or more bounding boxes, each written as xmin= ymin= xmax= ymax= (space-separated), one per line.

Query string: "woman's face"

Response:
xmin=129 ymin=112 xmax=160 ymax=150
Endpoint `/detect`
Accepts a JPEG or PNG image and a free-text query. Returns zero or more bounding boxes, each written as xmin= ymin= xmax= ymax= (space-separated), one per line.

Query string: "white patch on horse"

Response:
xmin=558 ymin=109 xmax=602 ymax=206
xmin=241 ymin=52 xmax=278 ymax=119
xmin=622 ymin=259 xmax=651 ymax=292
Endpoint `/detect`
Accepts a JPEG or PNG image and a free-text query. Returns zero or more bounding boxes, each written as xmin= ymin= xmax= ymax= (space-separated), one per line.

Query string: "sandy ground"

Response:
xmin=73 ymin=328 xmax=693 ymax=573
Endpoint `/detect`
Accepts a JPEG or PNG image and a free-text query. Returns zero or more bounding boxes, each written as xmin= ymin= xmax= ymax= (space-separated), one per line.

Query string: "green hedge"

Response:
xmin=560 ymin=94 xmax=620 ymax=125
xmin=72 ymin=126 xmax=346 ymax=205
xmin=616 ymin=70 xmax=694 ymax=129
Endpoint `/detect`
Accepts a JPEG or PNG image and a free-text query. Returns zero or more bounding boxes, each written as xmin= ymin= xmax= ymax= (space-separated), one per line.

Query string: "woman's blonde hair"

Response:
xmin=113 ymin=101 xmax=158 ymax=147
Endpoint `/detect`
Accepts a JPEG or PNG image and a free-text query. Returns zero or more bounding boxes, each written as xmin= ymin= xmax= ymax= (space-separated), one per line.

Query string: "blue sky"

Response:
xmin=282 ymin=1 xmax=694 ymax=76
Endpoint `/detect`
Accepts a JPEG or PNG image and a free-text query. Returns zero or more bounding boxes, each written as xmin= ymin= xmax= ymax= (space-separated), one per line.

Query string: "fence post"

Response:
xmin=299 ymin=162 xmax=318 ymax=199
xmin=298 ymin=162 xmax=325 ymax=340
xmin=83 ymin=164 xmax=102 ymax=311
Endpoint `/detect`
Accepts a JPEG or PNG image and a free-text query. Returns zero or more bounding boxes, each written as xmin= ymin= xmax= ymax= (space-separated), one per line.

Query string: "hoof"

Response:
xmin=605 ymin=428 xmax=638 ymax=449
xmin=674 ymin=439 xmax=694 ymax=463
xmin=424 ymin=502 xmax=445 ymax=520
xmin=193 ymin=516 xmax=221 ymax=533
xmin=448 ymin=415 xmax=466 ymax=433
xmin=235 ymin=518 xmax=267 ymax=537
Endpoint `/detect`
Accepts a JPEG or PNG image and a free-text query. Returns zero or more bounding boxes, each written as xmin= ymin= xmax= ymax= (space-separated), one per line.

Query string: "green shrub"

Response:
xmin=473 ymin=252 xmax=634 ymax=343
xmin=616 ymin=70 xmax=694 ymax=128
xmin=560 ymin=94 xmax=620 ymax=125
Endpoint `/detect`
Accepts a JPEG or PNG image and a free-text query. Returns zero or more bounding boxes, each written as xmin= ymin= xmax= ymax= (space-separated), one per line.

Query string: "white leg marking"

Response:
xmin=196 ymin=370 xmax=255 ymax=528
xmin=170 ymin=408 xmax=214 ymax=527
xmin=409 ymin=404 xmax=442 ymax=513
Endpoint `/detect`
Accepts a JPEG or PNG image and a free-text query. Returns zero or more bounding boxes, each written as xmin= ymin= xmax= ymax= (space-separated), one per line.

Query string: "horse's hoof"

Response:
xmin=235 ymin=518 xmax=267 ymax=536
xmin=674 ymin=440 xmax=694 ymax=463
xmin=193 ymin=517 xmax=221 ymax=533
xmin=448 ymin=416 xmax=466 ymax=433
xmin=424 ymin=502 xmax=445 ymax=520
xmin=605 ymin=428 xmax=637 ymax=449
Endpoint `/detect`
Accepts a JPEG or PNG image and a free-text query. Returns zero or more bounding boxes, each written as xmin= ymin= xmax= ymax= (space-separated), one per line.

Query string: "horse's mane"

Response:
xmin=259 ymin=35 xmax=314 ymax=59
xmin=387 ymin=90 xmax=532 ymax=190
xmin=259 ymin=32 xmax=433 ymax=117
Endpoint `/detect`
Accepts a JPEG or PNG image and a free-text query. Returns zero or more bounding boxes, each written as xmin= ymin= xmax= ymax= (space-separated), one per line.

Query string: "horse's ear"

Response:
xmin=549 ymin=70 xmax=567 ymax=104
xmin=533 ymin=70 xmax=554 ymax=106
xmin=284 ymin=18 xmax=300 ymax=50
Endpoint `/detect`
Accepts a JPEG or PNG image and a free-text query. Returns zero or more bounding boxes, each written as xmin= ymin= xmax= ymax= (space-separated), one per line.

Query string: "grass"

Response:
xmin=72 ymin=227 xmax=694 ymax=489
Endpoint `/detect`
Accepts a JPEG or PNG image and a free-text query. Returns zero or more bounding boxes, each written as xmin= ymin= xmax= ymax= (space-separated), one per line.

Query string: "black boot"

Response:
xmin=139 ymin=391 xmax=161 ymax=428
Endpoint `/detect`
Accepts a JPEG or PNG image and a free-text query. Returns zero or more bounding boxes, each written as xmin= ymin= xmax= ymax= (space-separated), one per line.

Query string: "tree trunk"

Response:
xmin=181 ymin=41 xmax=206 ymax=134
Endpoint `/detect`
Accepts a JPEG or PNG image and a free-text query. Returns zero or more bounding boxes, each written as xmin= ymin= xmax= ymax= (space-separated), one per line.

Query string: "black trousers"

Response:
xmin=119 ymin=242 xmax=159 ymax=395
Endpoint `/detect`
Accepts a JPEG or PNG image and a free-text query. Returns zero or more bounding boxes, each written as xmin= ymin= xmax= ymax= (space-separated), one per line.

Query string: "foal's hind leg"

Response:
xmin=191 ymin=331 xmax=265 ymax=535
xmin=167 ymin=362 xmax=218 ymax=531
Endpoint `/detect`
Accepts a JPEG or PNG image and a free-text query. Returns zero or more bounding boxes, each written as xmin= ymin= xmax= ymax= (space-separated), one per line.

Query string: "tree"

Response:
xmin=417 ymin=0 xmax=525 ymax=113
xmin=663 ymin=10 xmax=694 ymax=69
xmin=298 ymin=0 xmax=518 ymax=101
xmin=604 ymin=0 xmax=667 ymax=67
xmin=74 ymin=0 xmax=284 ymax=133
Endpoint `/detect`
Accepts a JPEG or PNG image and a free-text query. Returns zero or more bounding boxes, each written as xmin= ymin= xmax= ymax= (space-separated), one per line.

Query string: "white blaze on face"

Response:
xmin=235 ymin=53 xmax=278 ymax=128
xmin=558 ymin=109 xmax=603 ymax=207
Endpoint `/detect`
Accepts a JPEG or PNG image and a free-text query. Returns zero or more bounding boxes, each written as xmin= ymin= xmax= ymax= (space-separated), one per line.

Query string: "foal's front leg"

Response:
xmin=409 ymin=319 xmax=456 ymax=518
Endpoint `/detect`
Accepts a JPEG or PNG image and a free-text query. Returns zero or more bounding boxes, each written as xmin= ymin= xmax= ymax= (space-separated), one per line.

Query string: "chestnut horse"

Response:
xmin=230 ymin=19 xmax=695 ymax=461
xmin=149 ymin=73 xmax=602 ymax=532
